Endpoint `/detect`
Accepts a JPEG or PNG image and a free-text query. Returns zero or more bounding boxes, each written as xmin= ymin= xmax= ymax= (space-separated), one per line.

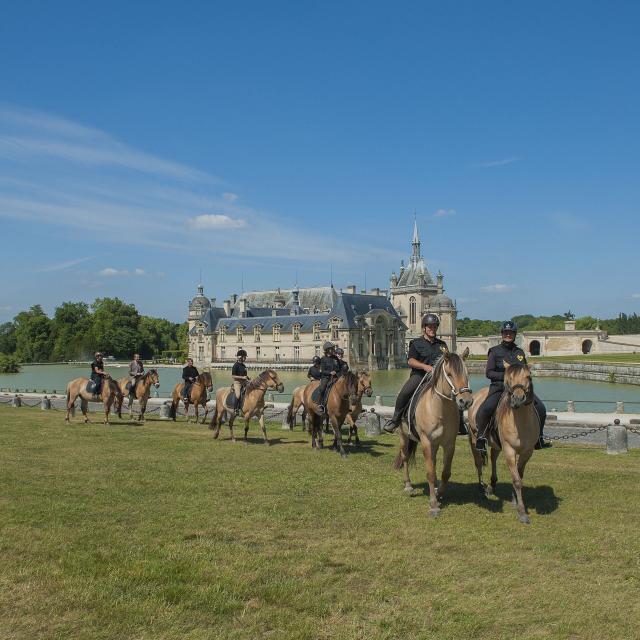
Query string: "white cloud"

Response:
xmin=189 ymin=214 xmax=247 ymax=230
xmin=433 ymin=208 xmax=456 ymax=218
xmin=35 ymin=256 xmax=90 ymax=272
xmin=473 ymin=157 xmax=520 ymax=168
xmin=222 ymin=192 xmax=239 ymax=202
xmin=134 ymin=268 xmax=145 ymax=276
xmin=480 ymin=283 xmax=515 ymax=293
xmin=99 ymin=267 xmax=129 ymax=277
xmin=631 ymin=293 xmax=640 ymax=299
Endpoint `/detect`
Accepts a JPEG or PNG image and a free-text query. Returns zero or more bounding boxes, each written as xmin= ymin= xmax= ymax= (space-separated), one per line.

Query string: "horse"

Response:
xmin=65 ymin=374 xmax=123 ymax=425
xmin=467 ymin=362 xmax=540 ymax=524
xmin=344 ymin=371 xmax=373 ymax=446
xmin=393 ymin=348 xmax=472 ymax=517
xmin=116 ymin=369 xmax=160 ymax=422
xmin=302 ymin=371 xmax=360 ymax=458
xmin=169 ymin=372 xmax=213 ymax=423
xmin=286 ymin=384 xmax=307 ymax=429
xmin=209 ymin=369 xmax=284 ymax=445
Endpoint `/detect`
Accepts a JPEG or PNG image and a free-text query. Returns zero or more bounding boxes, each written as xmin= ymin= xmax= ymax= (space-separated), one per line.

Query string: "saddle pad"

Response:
xmin=225 ymin=390 xmax=237 ymax=409
xmin=311 ymin=380 xmax=334 ymax=404
xmin=86 ymin=380 xmax=98 ymax=395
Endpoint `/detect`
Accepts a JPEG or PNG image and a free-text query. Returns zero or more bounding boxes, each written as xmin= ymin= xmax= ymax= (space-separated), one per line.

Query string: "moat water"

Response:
xmin=1 ymin=364 xmax=639 ymax=413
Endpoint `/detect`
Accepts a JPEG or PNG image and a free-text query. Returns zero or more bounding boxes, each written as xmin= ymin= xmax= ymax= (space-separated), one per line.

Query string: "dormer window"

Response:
xmin=313 ymin=322 xmax=321 ymax=341
xmin=237 ymin=326 xmax=244 ymax=343
xmin=273 ymin=324 xmax=281 ymax=342
xmin=293 ymin=323 xmax=301 ymax=342
xmin=254 ymin=325 xmax=262 ymax=342
xmin=219 ymin=324 xmax=226 ymax=343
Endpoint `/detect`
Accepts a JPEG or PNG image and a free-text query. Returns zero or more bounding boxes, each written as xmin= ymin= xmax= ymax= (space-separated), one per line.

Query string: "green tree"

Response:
xmin=14 ymin=305 xmax=53 ymax=362
xmin=176 ymin=322 xmax=189 ymax=357
xmin=50 ymin=302 xmax=92 ymax=361
xmin=138 ymin=316 xmax=180 ymax=359
xmin=90 ymin=298 xmax=140 ymax=358
xmin=0 ymin=353 xmax=20 ymax=373
xmin=0 ymin=322 xmax=16 ymax=354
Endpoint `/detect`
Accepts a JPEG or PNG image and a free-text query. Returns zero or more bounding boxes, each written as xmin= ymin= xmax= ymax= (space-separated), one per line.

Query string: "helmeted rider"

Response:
xmin=232 ymin=349 xmax=250 ymax=415
xmin=90 ymin=351 xmax=107 ymax=396
xmin=182 ymin=357 xmax=199 ymax=401
xmin=307 ymin=356 xmax=322 ymax=381
xmin=384 ymin=314 xmax=448 ymax=433
xmin=317 ymin=341 xmax=339 ymax=413
xmin=334 ymin=347 xmax=349 ymax=377
xmin=475 ymin=320 xmax=550 ymax=451
xmin=128 ymin=353 xmax=144 ymax=401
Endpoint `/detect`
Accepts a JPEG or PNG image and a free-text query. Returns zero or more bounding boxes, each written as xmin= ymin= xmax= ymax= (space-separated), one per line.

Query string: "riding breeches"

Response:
xmin=233 ymin=380 xmax=243 ymax=408
xmin=183 ymin=381 xmax=193 ymax=399
xmin=318 ymin=376 xmax=332 ymax=405
xmin=391 ymin=374 xmax=427 ymax=423
xmin=476 ymin=388 xmax=547 ymax=437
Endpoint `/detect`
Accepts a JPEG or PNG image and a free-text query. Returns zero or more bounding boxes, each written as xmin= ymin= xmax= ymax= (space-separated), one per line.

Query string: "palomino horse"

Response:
xmin=116 ymin=369 xmax=160 ymax=422
xmin=169 ymin=372 xmax=213 ymax=423
xmin=209 ymin=369 xmax=284 ymax=445
xmin=286 ymin=384 xmax=307 ymax=429
xmin=394 ymin=348 xmax=472 ymax=517
xmin=344 ymin=371 xmax=373 ymax=446
xmin=302 ymin=371 xmax=360 ymax=458
xmin=467 ymin=362 xmax=540 ymax=524
xmin=65 ymin=374 xmax=123 ymax=425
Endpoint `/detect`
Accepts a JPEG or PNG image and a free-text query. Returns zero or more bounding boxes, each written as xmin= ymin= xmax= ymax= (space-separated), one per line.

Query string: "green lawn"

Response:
xmin=533 ymin=353 xmax=640 ymax=364
xmin=2 ymin=406 xmax=639 ymax=640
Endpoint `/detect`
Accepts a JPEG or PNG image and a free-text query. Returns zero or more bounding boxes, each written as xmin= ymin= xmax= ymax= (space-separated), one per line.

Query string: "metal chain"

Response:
xmin=547 ymin=425 xmax=608 ymax=441
xmin=626 ymin=426 xmax=640 ymax=436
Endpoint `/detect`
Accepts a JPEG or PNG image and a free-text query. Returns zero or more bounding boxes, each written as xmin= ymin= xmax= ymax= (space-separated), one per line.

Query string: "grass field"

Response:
xmin=2 ymin=406 xmax=640 ymax=640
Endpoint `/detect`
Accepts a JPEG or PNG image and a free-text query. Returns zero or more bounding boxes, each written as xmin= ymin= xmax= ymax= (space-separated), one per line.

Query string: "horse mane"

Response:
xmin=246 ymin=369 xmax=276 ymax=391
xmin=342 ymin=370 xmax=358 ymax=395
xmin=422 ymin=352 xmax=465 ymax=394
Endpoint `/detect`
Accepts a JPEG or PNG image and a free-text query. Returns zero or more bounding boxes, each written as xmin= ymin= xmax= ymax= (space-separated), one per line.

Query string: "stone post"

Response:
xmin=267 ymin=392 xmax=274 ymax=402
xmin=566 ymin=400 xmax=575 ymax=413
xmin=616 ymin=401 xmax=624 ymax=414
xmin=41 ymin=396 xmax=51 ymax=410
xmin=365 ymin=411 xmax=381 ymax=436
xmin=606 ymin=419 xmax=628 ymax=455
xmin=374 ymin=395 xmax=383 ymax=406
xmin=159 ymin=401 xmax=172 ymax=420
xmin=12 ymin=394 xmax=21 ymax=408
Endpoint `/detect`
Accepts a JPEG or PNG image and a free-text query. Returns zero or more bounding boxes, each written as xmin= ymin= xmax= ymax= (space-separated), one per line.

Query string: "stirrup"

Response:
xmin=317 ymin=405 xmax=325 ymax=414
xmin=475 ymin=436 xmax=487 ymax=452
xmin=383 ymin=419 xmax=399 ymax=434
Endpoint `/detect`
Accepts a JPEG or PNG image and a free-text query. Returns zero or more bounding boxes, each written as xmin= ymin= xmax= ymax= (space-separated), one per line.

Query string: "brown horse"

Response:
xmin=286 ymin=384 xmax=307 ymax=429
xmin=169 ymin=372 xmax=213 ymax=423
xmin=393 ymin=348 xmax=472 ymax=517
xmin=65 ymin=374 xmax=123 ymax=425
xmin=467 ymin=362 xmax=540 ymax=524
xmin=209 ymin=369 xmax=284 ymax=444
xmin=302 ymin=371 xmax=360 ymax=458
xmin=344 ymin=371 xmax=373 ymax=446
xmin=116 ymin=369 xmax=160 ymax=422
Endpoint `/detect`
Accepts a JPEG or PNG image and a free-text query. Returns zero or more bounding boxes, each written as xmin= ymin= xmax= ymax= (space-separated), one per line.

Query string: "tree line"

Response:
xmin=457 ymin=312 xmax=640 ymax=337
xmin=0 ymin=298 xmax=188 ymax=364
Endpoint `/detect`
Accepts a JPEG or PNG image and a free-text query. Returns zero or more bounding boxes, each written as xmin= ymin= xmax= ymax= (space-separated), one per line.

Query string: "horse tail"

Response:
xmin=169 ymin=398 xmax=177 ymax=420
xmin=394 ymin=439 xmax=418 ymax=470
xmin=208 ymin=405 xmax=218 ymax=430
xmin=66 ymin=385 xmax=72 ymax=409
xmin=286 ymin=399 xmax=296 ymax=428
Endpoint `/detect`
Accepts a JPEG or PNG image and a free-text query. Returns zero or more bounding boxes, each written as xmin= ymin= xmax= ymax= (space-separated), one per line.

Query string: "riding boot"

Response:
xmin=383 ymin=417 xmax=400 ymax=433
xmin=458 ymin=411 xmax=468 ymax=436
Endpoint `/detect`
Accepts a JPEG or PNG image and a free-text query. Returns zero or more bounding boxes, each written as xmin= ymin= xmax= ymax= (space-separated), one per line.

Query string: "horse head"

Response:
xmin=148 ymin=369 xmax=160 ymax=389
xmin=200 ymin=372 xmax=214 ymax=391
xmin=437 ymin=347 xmax=473 ymax=411
xmin=342 ymin=371 xmax=359 ymax=412
xmin=264 ymin=370 xmax=284 ymax=394
xmin=503 ymin=361 xmax=533 ymax=409
xmin=357 ymin=371 xmax=373 ymax=398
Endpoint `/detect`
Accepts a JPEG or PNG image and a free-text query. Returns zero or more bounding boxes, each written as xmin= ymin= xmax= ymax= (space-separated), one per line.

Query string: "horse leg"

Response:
xmin=66 ymin=392 xmax=76 ymax=422
xmin=330 ymin=416 xmax=346 ymax=458
xmin=243 ymin=415 xmax=250 ymax=445
xmin=139 ymin=399 xmax=146 ymax=423
xmin=504 ymin=444 xmax=530 ymax=524
xmin=194 ymin=403 xmax=199 ymax=424
xmin=81 ymin=398 xmax=90 ymax=423
xmin=438 ymin=442 xmax=455 ymax=502
xmin=201 ymin=403 xmax=209 ymax=425
xmin=259 ymin=413 xmax=270 ymax=446
xmin=184 ymin=400 xmax=190 ymax=422
xmin=228 ymin=414 xmax=236 ymax=442
xmin=421 ymin=439 xmax=441 ymax=516
xmin=489 ymin=447 xmax=500 ymax=496
xmin=104 ymin=399 xmax=110 ymax=425
xmin=317 ymin=415 xmax=324 ymax=449
xmin=398 ymin=431 xmax=414 ymax=493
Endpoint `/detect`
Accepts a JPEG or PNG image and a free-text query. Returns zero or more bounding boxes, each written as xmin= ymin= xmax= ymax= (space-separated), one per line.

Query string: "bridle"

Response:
xmin=505 ymin=380 xmax=533 ymax=405
xmin=433 ymin=360 xmax=472 ymax=402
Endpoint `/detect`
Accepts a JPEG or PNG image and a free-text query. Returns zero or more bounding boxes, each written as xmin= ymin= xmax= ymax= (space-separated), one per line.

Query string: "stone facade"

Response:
xmin=389 ymin=220 xmax=457 ymax=350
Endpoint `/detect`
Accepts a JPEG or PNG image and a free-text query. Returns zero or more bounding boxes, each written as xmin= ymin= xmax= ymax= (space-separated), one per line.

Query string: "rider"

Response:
xmin=128 ymin=353 xmax=144 ymax=401
xmin=317 ymin=341 xmax=339 ymax=413
xmin=182 ymin=357 xmax=199 ymax=401
xmin=90 ymin=352 xmax=107 ymax=396
xmin=383 ymin=314 xmax=448 ymax=433
xmin=475 ymin=320 xmax=551 ymax=451
xmin=307 ymin=356 xmax=322 ymax=381
xmin=335 ymin=347 xmax=349 ymax=377
xmin=232 ymin=349 xmax=250 ymax=415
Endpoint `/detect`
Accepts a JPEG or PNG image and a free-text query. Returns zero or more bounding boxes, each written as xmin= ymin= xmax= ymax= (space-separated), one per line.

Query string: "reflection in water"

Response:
xmin=1 ymin=364 xmax=639 ymax=413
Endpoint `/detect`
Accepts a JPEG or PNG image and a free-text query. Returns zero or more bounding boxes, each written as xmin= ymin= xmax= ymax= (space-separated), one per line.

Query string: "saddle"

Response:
xmin=225 ymin=386 xmax=247 ymax=411
xmin=126 ymin=379 xmax=138 ymax=395
xmin=86 ymin=379 xmax=101 ymax=399
xmin=484 ymin=416 xmax=502 ymax=449
xmin=311 ymin=379 xmax=335 ymax=405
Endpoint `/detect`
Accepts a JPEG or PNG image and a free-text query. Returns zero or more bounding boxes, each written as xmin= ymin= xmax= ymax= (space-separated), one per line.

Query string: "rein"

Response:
xmin=433 ymin=362 xmax=472 ymax=402
xmin=505 ymin=381 xmax=533 ymax=405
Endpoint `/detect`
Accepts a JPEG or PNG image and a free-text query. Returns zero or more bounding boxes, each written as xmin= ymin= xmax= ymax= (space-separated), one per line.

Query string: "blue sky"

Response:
xmin=1 ymin=1 xmax=639 ymax=323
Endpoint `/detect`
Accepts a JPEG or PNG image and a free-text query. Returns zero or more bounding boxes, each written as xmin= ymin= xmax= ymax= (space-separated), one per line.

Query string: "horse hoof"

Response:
xmin=264 ymin=441 xmax=270 ymax=446
xmin=404 ymin=485 xmax=414 ymax=495
xmin=340 ymin=451 xmax=347 ymax=459
xmin=484 ymin=485 xmax=493 ymax=497
xmin=429 ymin=508 xmax=441 ymax=518
xmin=518 ymin=514 xmax=531 ymax=525
xmin=243 ymin=440 xmax=248 ymax=446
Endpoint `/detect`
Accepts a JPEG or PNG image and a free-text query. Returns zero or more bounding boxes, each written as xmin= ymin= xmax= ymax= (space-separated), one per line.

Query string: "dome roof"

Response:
xmin=429 ymin=294 xmax=454 ymax=308
xmin=190 ymin=285 xmax=211 ymax=309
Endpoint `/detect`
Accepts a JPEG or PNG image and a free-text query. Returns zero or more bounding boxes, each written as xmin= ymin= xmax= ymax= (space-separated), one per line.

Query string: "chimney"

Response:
xmin=239 ymin=298 xmax=248 ymax=317
xmin=223 ymin=300 xmax=231 ymax=316
xmin=437 ymin=271 xmax=444 ymax=294
xmin=345 ymin=285 xmax=356 ymax=294
xmin=210 ymin=297 xmax=216 ymax=307
xmin=370 ymin=287 xmax=380 ymax=296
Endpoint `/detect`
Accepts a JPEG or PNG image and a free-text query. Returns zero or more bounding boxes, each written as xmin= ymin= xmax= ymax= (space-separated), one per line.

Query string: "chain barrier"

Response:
xmin=546 ymin=425 xmax=609 ymax=441
xmin=626 ymin=426 xmax=640 ymax=436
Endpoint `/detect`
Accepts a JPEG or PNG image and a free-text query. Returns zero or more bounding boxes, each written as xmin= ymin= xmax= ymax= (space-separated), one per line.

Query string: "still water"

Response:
xmin=1 ymin=364 xmax=639 ymax=413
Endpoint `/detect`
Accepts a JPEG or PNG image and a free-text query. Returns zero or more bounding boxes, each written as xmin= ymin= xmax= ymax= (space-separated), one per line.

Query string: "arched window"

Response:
xmin=529 ymin=340 xmax=541 ymax=356
xmin=409 ymin=297 xmax=416 ymax=326
xmin=273 ymin=324 xmax=281 ymax=342
xmin=582 ymin=339 xmax=593 ymax=354
xmin=237 ymin=326 xmax=243 ymax=343
xmin=254 ymin=325 xmax=261 ymax=342
xmin=293 ymin=323 xmax=301 ymax=342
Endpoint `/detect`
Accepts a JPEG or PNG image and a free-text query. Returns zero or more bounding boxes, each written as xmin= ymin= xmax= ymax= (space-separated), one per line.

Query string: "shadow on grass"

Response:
xmin=401 ymin=481 xmax=560 ymax=515
xmin=211 ymin=435 xmax=308 ymax=446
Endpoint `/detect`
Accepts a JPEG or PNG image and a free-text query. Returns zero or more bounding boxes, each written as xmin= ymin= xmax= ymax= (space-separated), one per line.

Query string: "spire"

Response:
xmin=411 ymin=213 xmax=421 ymax=264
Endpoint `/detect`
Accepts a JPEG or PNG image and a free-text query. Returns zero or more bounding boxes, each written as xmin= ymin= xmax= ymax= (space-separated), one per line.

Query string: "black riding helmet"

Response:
xmin=501 ymin=320 xmax=518 ymax=333
xmin=323 ymin=341 xmax=334 ymax=352
xmin=335 ymin=347 xmax=344 ymax=356
xmin=236 ymin=349 xmax=248 ymax=358
xmin=312 ymin=356 xmax=321 ymax=365
xmin=421 ymin=313 xmax=440 ymax=327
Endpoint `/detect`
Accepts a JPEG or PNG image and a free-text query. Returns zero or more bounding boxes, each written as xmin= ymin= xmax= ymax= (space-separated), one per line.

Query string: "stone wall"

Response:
xmin=531 ymin=362 xmax=640 ymax=386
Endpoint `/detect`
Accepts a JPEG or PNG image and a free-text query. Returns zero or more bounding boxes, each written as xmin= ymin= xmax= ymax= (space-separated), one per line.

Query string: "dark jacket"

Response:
xmin=407 ymin=337 xmax=449 ymax=376
xmin=90 ymin=359 xmax=105 ymax=383
xmin=336 ymin=360 xmax=349 ymax=377
xmin=319 ymin=355 xmax=339 ymax=378
xmin=486 ymin=341 xmax=527 ymax=391
xmin=307 ymin=365 xmax=321 ymax=381
xmin=232 ymin=361 xmax=248 ymax=378
xmin=182 ymin=365 xmax=199 ymax=382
